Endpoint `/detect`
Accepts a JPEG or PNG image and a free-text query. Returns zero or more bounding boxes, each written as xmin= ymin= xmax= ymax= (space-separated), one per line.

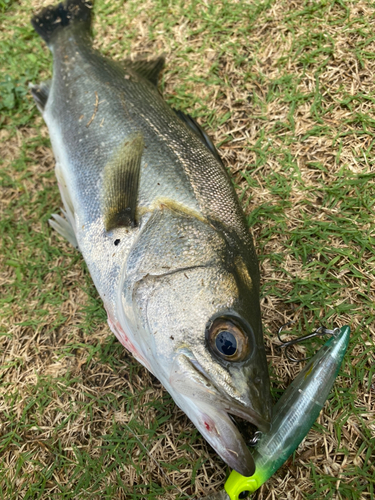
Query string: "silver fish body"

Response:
xmin=31 ymin=0 xmax=272 ymax=476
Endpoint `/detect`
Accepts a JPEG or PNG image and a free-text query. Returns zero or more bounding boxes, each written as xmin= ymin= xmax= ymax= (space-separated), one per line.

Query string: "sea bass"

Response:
xmin=31 ymin=0 xmax=272 ymax=476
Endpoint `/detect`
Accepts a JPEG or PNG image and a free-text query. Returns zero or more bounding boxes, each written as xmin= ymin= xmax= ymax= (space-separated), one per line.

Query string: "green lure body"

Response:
xmin=224 ymin=326 xmax=350 ymax=499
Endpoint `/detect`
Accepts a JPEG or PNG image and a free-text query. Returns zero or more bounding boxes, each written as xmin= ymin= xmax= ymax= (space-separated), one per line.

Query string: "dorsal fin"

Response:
xmin=174 ymin=109 xmax=224 ymax=166
xmin=123 ymin=56 xmax=165 ymax=86
xmin=102 ymin=133 xmax=144 ymax=231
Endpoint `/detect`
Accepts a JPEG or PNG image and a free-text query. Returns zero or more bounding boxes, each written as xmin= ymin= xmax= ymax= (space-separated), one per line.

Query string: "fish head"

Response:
xmin=122 ymin=212 xmax=272 ymax=475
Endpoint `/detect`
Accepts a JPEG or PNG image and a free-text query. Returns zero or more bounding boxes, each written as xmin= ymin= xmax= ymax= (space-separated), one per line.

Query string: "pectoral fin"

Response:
xmin=102 ymin=133 xmax=144 ymax=231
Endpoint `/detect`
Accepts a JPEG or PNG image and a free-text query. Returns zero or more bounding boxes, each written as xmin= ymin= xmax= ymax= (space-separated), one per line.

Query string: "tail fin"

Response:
xmin=31 ymin=0 xmax=92 ymax=46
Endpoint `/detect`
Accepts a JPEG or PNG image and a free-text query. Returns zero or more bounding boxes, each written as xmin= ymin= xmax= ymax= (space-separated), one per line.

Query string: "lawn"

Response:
xmin=0 ymin=0 xmax=374 ymax=498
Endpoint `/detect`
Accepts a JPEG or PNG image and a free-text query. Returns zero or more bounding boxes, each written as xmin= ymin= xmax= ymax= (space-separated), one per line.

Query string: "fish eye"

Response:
xmin=207 ymin=318 xmax=250 ymax=362
xmin=215 ymin=330 xmax=237 ymax=356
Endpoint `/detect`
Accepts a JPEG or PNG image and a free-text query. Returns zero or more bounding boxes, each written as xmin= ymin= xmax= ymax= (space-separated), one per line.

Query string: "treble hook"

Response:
xmin=248 ymin=431 xmax=263 ymax=447
xmin=277 ymin=321 xmax=340 ymax=362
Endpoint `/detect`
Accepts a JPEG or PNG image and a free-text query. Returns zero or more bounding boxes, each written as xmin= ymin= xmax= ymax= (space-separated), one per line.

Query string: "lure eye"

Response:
xmin=208 ymin=318 xmax=250 ymax=362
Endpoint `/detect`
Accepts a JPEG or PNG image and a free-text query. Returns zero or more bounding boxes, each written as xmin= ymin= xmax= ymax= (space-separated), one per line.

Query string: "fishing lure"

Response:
xmin=204 ymin=325 xmax=350 ymax=500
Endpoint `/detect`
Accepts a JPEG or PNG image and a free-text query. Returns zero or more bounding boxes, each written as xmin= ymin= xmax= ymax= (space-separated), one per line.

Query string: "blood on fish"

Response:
xmin=105 ymin=307 xmax=151 ymax=370
xmin=204 ymin=421 xmax=211 ymax=431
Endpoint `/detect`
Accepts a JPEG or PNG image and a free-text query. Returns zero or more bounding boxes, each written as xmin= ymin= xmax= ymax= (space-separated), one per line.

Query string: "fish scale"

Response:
xmin=53 ymin=27 xmax=254 ymax=246
xmin=52 ymin=41 xmax=201 ymax=220
xmin=31 ymin=0 xmax=273 ymax=476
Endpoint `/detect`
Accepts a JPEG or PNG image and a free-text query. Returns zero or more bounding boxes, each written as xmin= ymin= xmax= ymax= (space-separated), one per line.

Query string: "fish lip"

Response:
xmin=221 ymin=401 xmax=271 ymax=433
xmin=182 ymin=353 xmax=271 ymax=433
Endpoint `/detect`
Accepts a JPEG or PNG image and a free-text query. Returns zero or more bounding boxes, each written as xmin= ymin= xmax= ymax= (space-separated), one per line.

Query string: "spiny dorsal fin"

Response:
xmin=102 ymin=133 xmax=144 ymax=231
xmin=174 ymin=109 xmax=224 ymax=166
xmin=30 ymin=81 xmax=51 ymax=112
xmin=124 ymin=56 xmax=165 ymax=86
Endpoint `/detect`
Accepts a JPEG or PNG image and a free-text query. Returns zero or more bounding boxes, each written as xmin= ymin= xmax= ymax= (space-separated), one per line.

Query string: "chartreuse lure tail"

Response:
xmin=224 ymin=326 xmax=350 ymax=499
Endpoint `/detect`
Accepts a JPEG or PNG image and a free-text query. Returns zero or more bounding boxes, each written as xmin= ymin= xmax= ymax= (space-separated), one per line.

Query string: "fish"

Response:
xmin=30 ymin=0 xmax=272 ymax=476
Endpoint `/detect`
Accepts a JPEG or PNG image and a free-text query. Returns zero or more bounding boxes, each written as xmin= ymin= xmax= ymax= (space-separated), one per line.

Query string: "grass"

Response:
xmin=1 ymin=0 xmax=374 ymax=499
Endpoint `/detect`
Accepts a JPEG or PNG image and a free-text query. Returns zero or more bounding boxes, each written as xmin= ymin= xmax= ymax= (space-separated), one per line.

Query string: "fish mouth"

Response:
xmin=170 ymin=353 xmax=270 ymax=476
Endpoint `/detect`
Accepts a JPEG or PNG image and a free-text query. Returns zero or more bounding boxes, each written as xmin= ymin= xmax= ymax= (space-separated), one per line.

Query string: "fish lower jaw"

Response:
xmin=170 ymin=354 xmax=269 ymax=474
xmin=187 ymin=400 xmax=257 ymax=477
